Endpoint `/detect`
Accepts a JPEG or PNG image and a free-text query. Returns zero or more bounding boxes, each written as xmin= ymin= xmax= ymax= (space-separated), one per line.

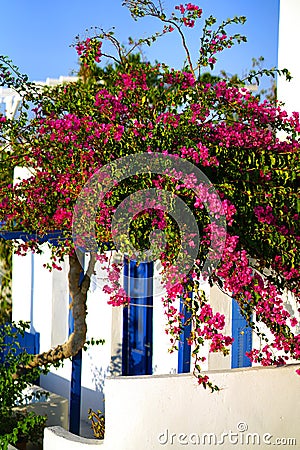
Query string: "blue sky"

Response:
xmin=1 ymin=0 xmax=279 ymax=83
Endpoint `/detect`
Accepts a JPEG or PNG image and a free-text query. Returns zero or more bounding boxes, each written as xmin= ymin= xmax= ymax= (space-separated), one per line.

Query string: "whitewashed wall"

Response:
xmin=278 ymin=0 xmax=300 ymax=116
xmin=207 ymin=285 xmax=232 ymax=370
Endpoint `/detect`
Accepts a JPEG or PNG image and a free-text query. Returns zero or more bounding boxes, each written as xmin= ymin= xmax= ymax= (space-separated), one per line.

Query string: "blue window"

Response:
xmin=122 ymin=260 xmax=153 ymax=375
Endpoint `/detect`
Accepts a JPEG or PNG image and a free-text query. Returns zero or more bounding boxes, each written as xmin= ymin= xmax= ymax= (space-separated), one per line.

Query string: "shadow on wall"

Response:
xmin=82 ymin=354 xmax=109 ymax=416
xmin=39 ymin=345 xmax=127 ymax=432
xmin=109 ymin=343 xmax=122 ymax=377
xmin=40 ymin=372 xmax=71 ymax=403
xmin=39 ymin=371 xmax=105 ymax=425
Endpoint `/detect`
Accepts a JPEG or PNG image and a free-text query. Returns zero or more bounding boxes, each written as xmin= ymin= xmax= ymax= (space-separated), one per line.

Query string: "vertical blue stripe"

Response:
xmin=122 ymin=258 xmax=129 ymax=375
xmin=30 ymin=252 xmax=34 ymax=333
xmin=68 ymin=293 xmax=74 ymax=336
xmin=69 ymin=350 xmax=82 ymax=434
xmin=69 ymin=252 xmax=84 ymax=435
xmin=178 ymin=292 xmax=192 ymax=373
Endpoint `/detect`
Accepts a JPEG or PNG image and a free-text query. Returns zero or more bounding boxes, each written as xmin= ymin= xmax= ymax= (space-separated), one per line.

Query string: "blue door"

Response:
xmin=231 ymin=299 xmax=252 ymax=368
xmin=122 ymin=260 xmax=153 ymax=375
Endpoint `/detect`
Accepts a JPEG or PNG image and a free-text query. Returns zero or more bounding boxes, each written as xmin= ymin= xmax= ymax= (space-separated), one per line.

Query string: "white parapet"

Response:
xmin=44 ymin=427 xmax=104 ymax=449
xmin=44 ymin=363 xmax=300 ymax=450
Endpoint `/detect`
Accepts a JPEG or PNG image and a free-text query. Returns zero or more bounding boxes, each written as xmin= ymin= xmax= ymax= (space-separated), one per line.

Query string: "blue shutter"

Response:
xmin=231 ymin=299 xmax=252 ymax=368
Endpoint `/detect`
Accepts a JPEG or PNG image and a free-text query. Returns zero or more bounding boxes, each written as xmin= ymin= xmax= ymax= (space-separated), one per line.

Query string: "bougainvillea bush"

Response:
xmin=0 ymin=1 xmax=299 ymax=390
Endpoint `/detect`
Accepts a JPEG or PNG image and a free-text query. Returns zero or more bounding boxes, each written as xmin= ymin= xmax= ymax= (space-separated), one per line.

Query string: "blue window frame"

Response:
xmin=122 ymin=260 xmax=153 ymax=376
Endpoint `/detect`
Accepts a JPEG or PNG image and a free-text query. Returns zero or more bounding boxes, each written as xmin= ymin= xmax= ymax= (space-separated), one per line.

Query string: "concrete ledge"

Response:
xmin=44 ymin=427 xmax=104 ymax=449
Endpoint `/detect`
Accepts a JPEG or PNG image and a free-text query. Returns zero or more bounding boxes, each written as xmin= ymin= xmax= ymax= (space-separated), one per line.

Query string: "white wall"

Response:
xmin=152 ymin=263 xmax=179 ymax=375
xmin=12 ymin=244 xmax=53 ymax=345
xmin=51 ymin=258 xmax=69 ymax=347
xmin=278 ymin=0 xmax=300 ymax=116
xmin=12 ymin=251 xmax=33 ymax=325
xmin=79 ymin=258 xmax=115 ymax=419
xmin=39 ymin=255 xmax=116 ymax=428
xmin=44 ymin=363 xmax=300 ymax=450
xmin=207 ymin=285 xmax=232 ymax=370
xmin=105 ymin=365 xmax=300 ymax=450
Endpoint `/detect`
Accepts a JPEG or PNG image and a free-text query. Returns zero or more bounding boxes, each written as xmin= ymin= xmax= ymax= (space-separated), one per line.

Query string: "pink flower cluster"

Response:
xmin=164 ymin=70 xmax=195 ymax=89
xmin=75 ymin=38 xmax=102 ymax=64
xmin=116 ymin=70 xmax=148 ymax=91
xmin=95 ymin=89 xmax=128 ymax=122
xmin=175 ymin=3 xmax=203 ymax=28
xmin=103 ymin=262 xmax=129 ymax=306
xmin=53 ymin=207 xmax=72 ymax=227
xmin=254 ymin=205 xmax=276 ymax=225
